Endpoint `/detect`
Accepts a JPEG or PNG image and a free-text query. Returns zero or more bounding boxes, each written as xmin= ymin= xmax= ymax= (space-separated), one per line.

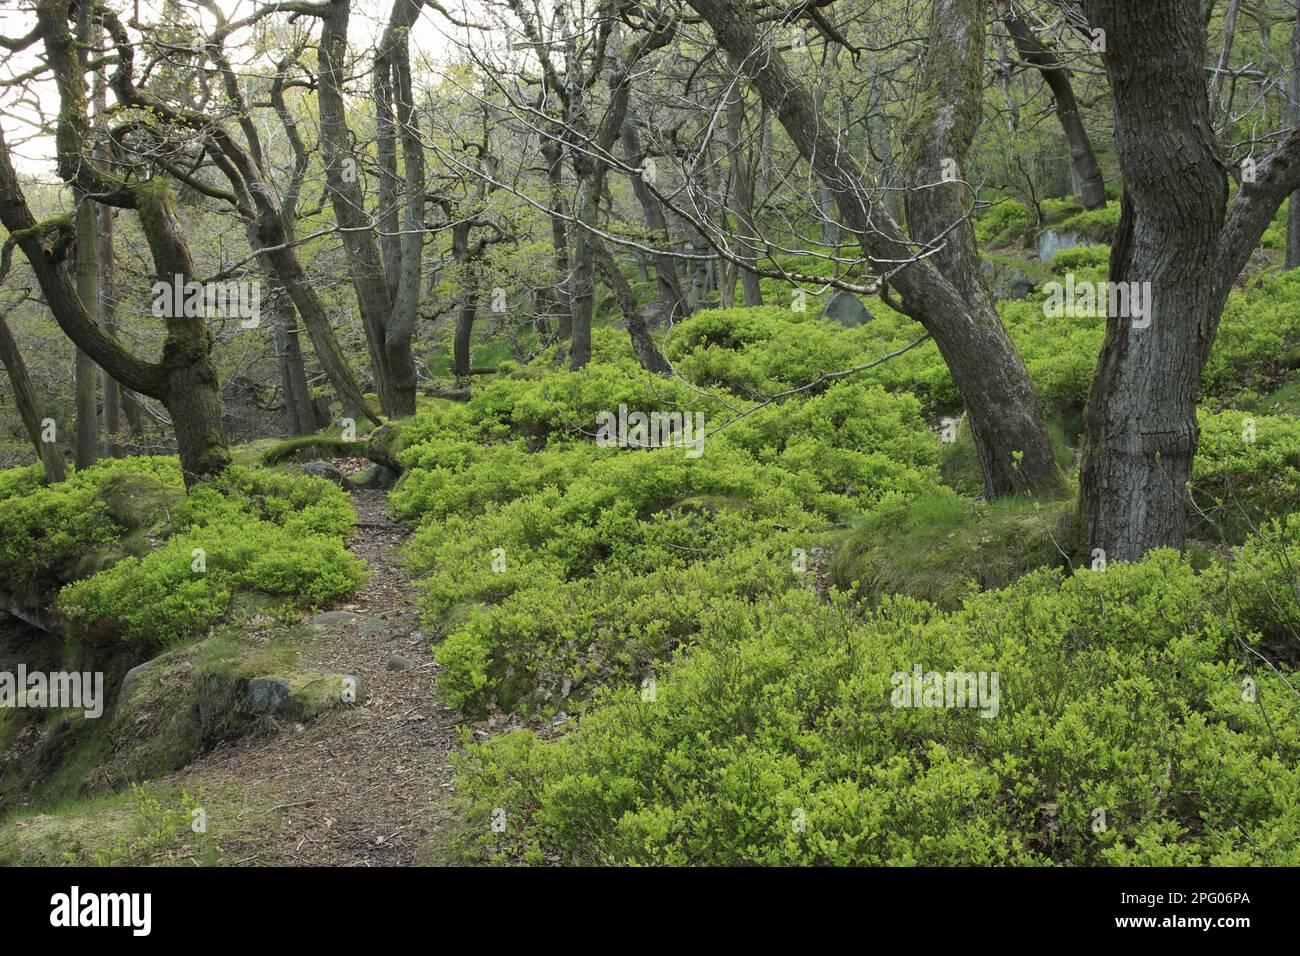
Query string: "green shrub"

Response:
xmin=455 ymin=552 xmax=1298 ymax=865
xmin=1191 ymin=410 xmax=1300 ymax=543
xmin=58 ymin=518 xmax=367 ymax=648
xmin=0 ymin=456 xmax=366 ymax=649
xmin=974 ymin=198 xmax=1032 ymax=247
xmin=1049 ymin=245 xmax=1110 ymax=274
xmin=831 ymin=487 xmax=1074 ymax=609
xmin=0 ymin=463 xmax=45 ymax=502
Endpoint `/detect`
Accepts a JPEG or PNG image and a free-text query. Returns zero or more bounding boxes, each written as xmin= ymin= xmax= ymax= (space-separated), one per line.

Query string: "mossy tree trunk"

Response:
xmin=999 ymin=1 xmax=1107 ymax=212
xmin=0 ymin=309 xmax=68 ymax=483
xmin=1 ymin=0 xmax=231 ymax=488
xmin=686 ymin=0 xmax=1063 ymax=499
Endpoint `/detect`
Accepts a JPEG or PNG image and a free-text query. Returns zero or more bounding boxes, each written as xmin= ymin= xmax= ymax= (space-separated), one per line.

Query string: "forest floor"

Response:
xmin=163 ymin=482 xmax=465 ymax=865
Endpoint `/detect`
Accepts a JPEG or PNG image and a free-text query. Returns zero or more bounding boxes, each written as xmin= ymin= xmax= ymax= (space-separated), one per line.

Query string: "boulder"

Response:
xmin=116 ymin=658 xmax=157 ymax=711
xmin=311 ymin=610 xmax=364 ymax=628
xmin=1035 ymin=228 xmax=1096 ymax=262
xmin=245 ymin=672 xmax=362 ymax=720
xmin=246 ymin=677 xmax=291 ymax=714
xmin=355 ymin=464 xmax=400 ymax=491
xmin=302 ymin=460 xmax=351 ymax=488
xmin=819 ymin=290 xmax=873 ymax=327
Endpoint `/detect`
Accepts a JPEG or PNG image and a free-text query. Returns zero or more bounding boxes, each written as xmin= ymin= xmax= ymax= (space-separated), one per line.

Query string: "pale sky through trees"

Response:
xmin=0 ymin=0 xmax=480 ymax=172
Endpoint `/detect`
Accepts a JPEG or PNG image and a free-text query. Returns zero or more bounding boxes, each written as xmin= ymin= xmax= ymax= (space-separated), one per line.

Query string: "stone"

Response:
xmin=115 ymin=659 xmax=157 ymax=710
xmin=1008 ymin=271 xmax=1037 ymax=300
xmin=355 ymin=464 xmax=400 ymax=490
xmin=819 ymin=290 xmax=873 ymax=327
xmin=386 ymin=654 xmax=412 ymax=672
xmin=302 ymin=460 xmax=351 ymax=488
xmin=246 ymin=677 xmax=291 ymax=714
xmin=1036 ymin=228 xmax=1096 ymax=262
xmin=245 ymin=673 xmax=362 ymax=719
xmin=311 ymin=610 xmax=364 ymax=628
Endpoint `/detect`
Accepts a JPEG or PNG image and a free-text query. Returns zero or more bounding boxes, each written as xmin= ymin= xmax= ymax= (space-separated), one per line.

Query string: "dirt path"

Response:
xmin=173 ymin=485 xmax=463 ymax=866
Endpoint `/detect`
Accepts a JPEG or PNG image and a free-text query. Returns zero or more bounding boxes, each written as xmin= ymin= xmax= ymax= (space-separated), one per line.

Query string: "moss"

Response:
xmin=0 ymin=783 xmax=242 ymax=866
xmin=662 ymin=495 xmax=751 ymax=518
xmin=831 ymin=488 xmax=1075 ymax=609
xmin=262 ymin=434 xmax=359 ymax=465
xmin=283 ymin=672 xmax=362 ymax=720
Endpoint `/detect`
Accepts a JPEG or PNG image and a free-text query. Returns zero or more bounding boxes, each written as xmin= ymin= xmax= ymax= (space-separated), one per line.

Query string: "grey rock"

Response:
xmin=386 ymin=653 xmax=412 ymax=672
xmin=819 ymin=290 xmax=873 ymax=327
xmin=311 ymin=610 xmax=364 ymax=628
xmin=302 ymin=460 xmax=352 ymax=488
xmin=355 ymin=464 xmax=400 ymax=490
xmin=1008 ymin=271 xmax=1037 ymax=300
xmin=246 ymin=677 xmax=290 ymax=714
xmin=116 ymin=659 xmax=156 ymax=710
xmin=1036 ymin=229 xmax=1096 ymax=262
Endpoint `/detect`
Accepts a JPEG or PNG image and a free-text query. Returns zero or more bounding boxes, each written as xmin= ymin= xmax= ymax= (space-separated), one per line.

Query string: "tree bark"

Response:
xmin=318 ymin=0 xmax=398 ymax=411
xmin=1077 ymin=0 xmax=1229 ymax=560
xmin=72 ymin=4 xmax=98 ymax=469
xmin=592 ymin=238 xmax=671 ymax=372
xmin=452 ymin=223 xmax=480 ymax=382
xmin=270 ymin=276 xmax=319 ymax=435
xmin=97 ymin=203 xmax=124 ymax=456
xmin=683 ymin=0 xmax=1060 ymax=498
xmin=541 ymin=137 xmax=574 ymax=344
xmin=1000 ymin=1 xmax=1108 ymax=211
xmin=377 ymin=0 xmax=426 ymax=416
xmin=73 ymin=197 xmax=99 ymax=469
xmin=622 ymin=120 xmax=687 ymax=321
xmin=1288 ymin=2 xmax=1300 ymax=271
xmin=725 ymin=68 xmax=763 ymax=306
xmin=0 ymin=311 xmax=68 ymax=482
xmin=90 ymin=37 xmax=123 ymax=457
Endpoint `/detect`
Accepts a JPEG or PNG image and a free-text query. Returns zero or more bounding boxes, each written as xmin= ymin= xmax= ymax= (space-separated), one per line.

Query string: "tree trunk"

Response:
xmin=541 ymin=138 xmax=573 ymax=344
xmin=0 ymin=312 xmax=68 ymax=482
xmin=1077 ymin=0 xmax=1229 ymax=560
xmin=1001 ymin=2 xmax=1108 ymax=211
xmin=687 ymin=0 xmax=1060 ymax=497
xmin=318 ymin=0 xmax=397 ymax=412
xmin=72 ymin=5 xmax=98 ymax=469
xmin=1288 ymin=2 xmax=1300 ymax=271
xmin=592 ymin=238 xmax=671 ymax=373
xmin=91 ymin=41 xmax=123 ymax=457
xmin=1208 ymin=0 xmax=1241 ymax=119
xmin=453 ymin=281 xmax=479 ymax=382
xmin=270 ymin=277 xmax=318 ymax=435
xmin=73 ymin=197 xmax=99 ymax=469
xmin=568 ymin=174 xmax=598 ymax=370
xmin=98 ymin=202 xmax=124 ymax=456
xmin=725 ymin=69 xmax=763 ymax=306
xmin=136 ymin=187 xmax=234 ymax=486
xmin=377 ymin=0 xmax=425 ymax=418
xmin=622 ymin=120 xmax=687 ymax=321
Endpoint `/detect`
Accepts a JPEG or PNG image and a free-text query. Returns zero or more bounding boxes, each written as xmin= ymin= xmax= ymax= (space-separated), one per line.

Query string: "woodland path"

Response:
xmin=170 ymin=480 xmax=463 ymax=866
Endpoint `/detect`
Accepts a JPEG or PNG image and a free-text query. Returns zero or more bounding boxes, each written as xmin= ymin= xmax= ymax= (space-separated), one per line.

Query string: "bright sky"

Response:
xmin=0 ymin=0 xmax=494 ymax=173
